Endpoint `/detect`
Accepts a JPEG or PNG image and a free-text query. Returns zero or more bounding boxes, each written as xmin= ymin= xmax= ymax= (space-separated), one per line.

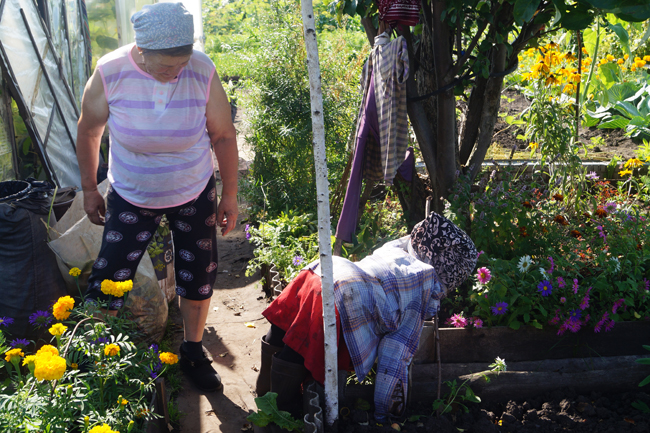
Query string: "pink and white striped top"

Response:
xmin=97 ymin=43 xmax=216 ymax=208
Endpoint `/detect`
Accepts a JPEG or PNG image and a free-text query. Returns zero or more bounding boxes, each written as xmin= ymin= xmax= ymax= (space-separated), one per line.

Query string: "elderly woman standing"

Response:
xmin=76 ymin=2 xmax=238 ymax=392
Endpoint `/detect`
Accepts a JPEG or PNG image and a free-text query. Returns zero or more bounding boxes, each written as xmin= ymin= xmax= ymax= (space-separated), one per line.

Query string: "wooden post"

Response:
xmin=299 ymin=0 xmax=338 ymax=427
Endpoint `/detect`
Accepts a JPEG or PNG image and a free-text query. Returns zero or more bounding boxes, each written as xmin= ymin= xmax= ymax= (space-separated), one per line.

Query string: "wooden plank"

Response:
xmin=414 ymin=321 xmax=650 ymax=364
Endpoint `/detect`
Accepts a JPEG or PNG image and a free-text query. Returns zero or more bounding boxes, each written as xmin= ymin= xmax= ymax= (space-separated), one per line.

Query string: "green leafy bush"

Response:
xmin=238 ymin=2 xmax=366 ymax=218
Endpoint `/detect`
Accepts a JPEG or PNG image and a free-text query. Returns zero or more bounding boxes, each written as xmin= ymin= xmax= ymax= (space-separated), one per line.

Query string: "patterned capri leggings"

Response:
xmin=85 ymin=176 xmax=219 ymax=309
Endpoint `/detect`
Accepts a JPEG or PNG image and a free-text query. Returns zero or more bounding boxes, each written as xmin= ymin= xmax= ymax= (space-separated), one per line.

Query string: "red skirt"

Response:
xmin=262 ymin=269 xmax=352 ymax=384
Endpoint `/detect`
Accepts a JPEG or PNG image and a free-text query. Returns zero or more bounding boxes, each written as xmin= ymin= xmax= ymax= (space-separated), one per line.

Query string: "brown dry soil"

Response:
xmin=166 ymin=101 xmax=649 ymax=432
xmin=491 ymin=88 xmax=640 ymax=162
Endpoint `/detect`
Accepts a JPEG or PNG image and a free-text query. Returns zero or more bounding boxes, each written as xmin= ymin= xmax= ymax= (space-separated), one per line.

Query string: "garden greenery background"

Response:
xmin=203 ymin=0 xmax=650 ymax=336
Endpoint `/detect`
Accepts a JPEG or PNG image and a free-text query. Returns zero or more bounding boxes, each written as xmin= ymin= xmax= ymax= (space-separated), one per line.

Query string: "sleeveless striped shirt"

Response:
xmin=97 ymin=43 xmax=216 ymax=208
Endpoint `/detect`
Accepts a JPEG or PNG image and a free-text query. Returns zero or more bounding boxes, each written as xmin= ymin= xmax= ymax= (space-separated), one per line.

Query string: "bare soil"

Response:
xmin=491 ymin=88 xmax=640 ymax=162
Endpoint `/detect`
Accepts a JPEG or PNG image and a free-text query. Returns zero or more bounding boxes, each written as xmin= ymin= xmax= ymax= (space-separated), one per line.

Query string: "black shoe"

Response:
xmin=179 ymin=344 xmax=223 ymax=392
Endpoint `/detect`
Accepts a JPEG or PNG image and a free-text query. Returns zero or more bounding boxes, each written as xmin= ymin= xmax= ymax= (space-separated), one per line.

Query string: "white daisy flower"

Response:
xmin=517 ymin=255 xmax=532 ymax=273
xmin=539 ymin=267 xmax=546 ymax=276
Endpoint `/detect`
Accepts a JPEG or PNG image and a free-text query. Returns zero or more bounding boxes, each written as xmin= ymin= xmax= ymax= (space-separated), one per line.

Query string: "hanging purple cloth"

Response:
xmin=335 ymin=68 xmax=380 ymax=243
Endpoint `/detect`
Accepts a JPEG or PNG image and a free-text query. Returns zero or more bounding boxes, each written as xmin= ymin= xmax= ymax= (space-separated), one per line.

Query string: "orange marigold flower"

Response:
xmin=554 ymin=215 xmax=568 ymax=225
xmin=570 ymin=230 xmax=581 ymax=238
xmin=595 ymin=208 xmax=608 ymax=218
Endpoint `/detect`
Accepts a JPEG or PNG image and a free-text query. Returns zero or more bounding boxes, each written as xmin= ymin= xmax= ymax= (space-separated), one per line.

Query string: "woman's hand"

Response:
xmin=83 ymin=189 xmax=106 ymax=226
xmin=217 ymin=194 xmax=238 ymax=236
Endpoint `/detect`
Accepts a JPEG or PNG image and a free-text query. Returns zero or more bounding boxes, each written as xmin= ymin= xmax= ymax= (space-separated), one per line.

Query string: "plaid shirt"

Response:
xmin=309 ymin=237 xmax=441 ymax=421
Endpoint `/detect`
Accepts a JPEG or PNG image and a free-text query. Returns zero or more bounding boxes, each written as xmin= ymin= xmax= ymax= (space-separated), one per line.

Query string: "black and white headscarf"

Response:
xmin=409 ymin=212 xmax=477 ymax=292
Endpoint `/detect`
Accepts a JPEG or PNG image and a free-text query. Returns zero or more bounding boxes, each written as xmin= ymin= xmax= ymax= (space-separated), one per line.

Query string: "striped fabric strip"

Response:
xmin=371 ymin=33 xmax=410 ymax=184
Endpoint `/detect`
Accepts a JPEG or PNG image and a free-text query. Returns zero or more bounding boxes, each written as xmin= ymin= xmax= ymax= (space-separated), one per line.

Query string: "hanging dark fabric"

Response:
xmin=378 ymin=0 xmax=421 ymax=27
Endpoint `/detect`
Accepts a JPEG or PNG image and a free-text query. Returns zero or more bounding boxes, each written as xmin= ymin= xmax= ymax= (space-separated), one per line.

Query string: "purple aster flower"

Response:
xmin=10 ymin=338 xmax=30 ymax=348
xmin=547 ymin=256 xmax=555 ymax=275
xmin=491 ymin=302 xmax=508 ymax=316
xmin=0 ymin=317 xmax=14 ymax=327
xmin=604 ymin=319 xmax=615 ymax=332
xmin=644 ymin=278 xmax=649 ymax=291
xmin=585 ymin=171 xmax=599 ymax=181
xmin=149 ymin=344 xmax=159 ymax=354
xmin=579 ymin=293 xmax=590 ymax=310
xmin=572 ymin=279 xmax=579 ymax=294
xmin=91 ymin=337 xmax=110 ymax=345
xmin=292 ymin=256 xmax=304 ymax=267
xmin=612 ymin=298 xmax=625 ymax=314
xmin=604 ymin=202 xmax=617 ymax=213
xmin=537 ymin=280 xmax=553 ymax=297
xmin=569 ymin=309 xmax=582 ymax=322
xmin=566 ymin=318 xmax=582 ymax=333
xmin=557 ymin=277 xmax=565 ymax=288
xmin=596 ymin=225 xmax=607 ymax=244
xmin=29 ymin=310 xmax=53 ymax=329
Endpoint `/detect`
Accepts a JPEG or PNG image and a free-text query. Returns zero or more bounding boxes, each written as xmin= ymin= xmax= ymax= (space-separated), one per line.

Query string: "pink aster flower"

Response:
xmin=572 ymin=279 xmax=579 ymax=294
xmin=476 ymin=267 xmax=492 ymax=284
xmin=604 ymin=319 xmax=615 ymax=332
xmin=471 ymin=317 xmax=483 ymax=328
xmin=446 ymin=313 xmax=468 ymax=328
xmin=560 ymin=297 xmax=566 ymax=304
xmin=557 ymin=277 xmax=565 ymax=288
xmin=579 ymin=294 xmax=590 ymax=310
xmin=547 ymin=256 xmax=555 ymax=275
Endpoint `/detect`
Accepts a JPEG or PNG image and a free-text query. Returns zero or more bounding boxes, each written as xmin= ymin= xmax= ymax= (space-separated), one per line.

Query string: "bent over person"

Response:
xmin=76 ymin=2 xmax=238 ymax=392
xmin=255 ymin=212 xmax=477 ymax=423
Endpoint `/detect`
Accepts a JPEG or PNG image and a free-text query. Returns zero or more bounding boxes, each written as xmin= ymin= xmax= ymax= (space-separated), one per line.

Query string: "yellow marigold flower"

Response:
xmin=582 ymin=47 xmax=589 ymax=55
xmin=606 ymin=54 xmax=615 ymax=62
xmin=33 ymin=353 xmax=67 ymax=381
xmin=23 ymin=355 xmax=37 ymax=366
xmin=5 ymin=348 xmax=24 ymax=363
xmin=624 ymin=54 xmax=629 ymax=60
xmin=49 ymin=323 xmax=68 ymax=336
xmin=52 ymin=296 xmax=75 ymax=321
xmin=118 ymin=395 xmax=128 ymax=406
xmin=89 ymin=424 xmax=119 ymax=433
xmin=159 ymin=352 xmax=179 ymax=365
xmin=635 ymin=59 xmax=646 ymax=68
xmin=599 ymin=58 xmax=608 ymax=65
xmin=36 ymin=345 xmax=59 ymax=357
xmin=643 ymin=55 xmax=650 ymax=62
xmin=101 ymin=279 xmax=134 ymax=297
xmin=619 ymin=169 xmax=633 ymax=177
xmin=545 ymin=74 xmax=561 ymax=86
xmin=617 ymin=59 xmax=624 ymax=65
xmin=71 ymin=362 xmax=78 ymax=369
xmin=625 ymin=158 xmax=643 ymax=169
xmin=68 ymin=267 xmax=81 ymax=277
xmin=104 ymin=343 xmax=120 ymax=357
xmin=529 ymin=142 xmax=539 ymax=151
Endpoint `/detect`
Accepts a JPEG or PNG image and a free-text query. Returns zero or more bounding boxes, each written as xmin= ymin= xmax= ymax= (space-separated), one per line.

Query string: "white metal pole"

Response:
xmin=299 ymin=0 xmax=338 ymax=427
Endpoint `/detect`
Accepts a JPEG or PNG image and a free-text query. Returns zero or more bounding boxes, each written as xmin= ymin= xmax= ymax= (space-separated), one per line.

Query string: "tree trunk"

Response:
xmin=432 ymin=0 xmax=458 ymax=200
xmin=458 ymin=75 xmax=487 ymax=166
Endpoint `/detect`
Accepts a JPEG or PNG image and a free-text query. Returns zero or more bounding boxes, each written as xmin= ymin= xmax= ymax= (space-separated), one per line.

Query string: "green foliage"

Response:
xmin=247 ymin=392 xmax=304 ymax=431
xmin=339 ymin=190 xmax=409 ymax=262
xmin=432 ymin=379 xmax=481 ymax=415
xmin=245 ymin=211 xmax=320 ymax=283
xmin=447 ymin=166 xmax=650 ymax=333
xmin=584 ymin=76 xmax=650 ymax=140
xmin=237 ymin=2 xmax=365 ymax=219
